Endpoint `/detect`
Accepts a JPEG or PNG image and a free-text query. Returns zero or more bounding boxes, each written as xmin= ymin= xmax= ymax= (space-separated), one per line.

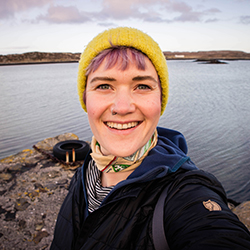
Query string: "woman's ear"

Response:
xmin=83 ymin=89 xmax=86 ymax=106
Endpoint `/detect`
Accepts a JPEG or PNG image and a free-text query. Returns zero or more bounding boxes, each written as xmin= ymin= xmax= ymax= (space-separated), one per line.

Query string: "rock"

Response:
xmin=194 ymin=59 xmax=228 ymax=64
xmin=35 ymin=133 xmax=78 ymax=152
xmin=33 ymin=230 xmax=49 ymax=244
xmin=8 ymin=164 xmax=23 ymax=172
xmin=15 ymin=197 xmax=30 ymax=211
xmin=233 ymin=201 xmax=250 ymax=231
xmin=35 ymin=218 xmax=45 ymax=231
xmin=0 ymin=206 xmax=5 ymax=214
xmin=40 ymin=170 xmax=62 ymax=179
xmin=0 ymin=172 xmax=13 ymax=181
xmin=0 ymin=133 xmax=82 ymax=249
xmin=4 ymin=210 xmax=16 ymax=221
xmin=19 ymin=219 xmax=27 ymax=229
xmin=0 ymin=149 xmax=36 ymax=164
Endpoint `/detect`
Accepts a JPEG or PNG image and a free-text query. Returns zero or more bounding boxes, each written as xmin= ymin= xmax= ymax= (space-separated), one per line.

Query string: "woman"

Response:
xmin=51 ymin=27 xmax=250 ymax=249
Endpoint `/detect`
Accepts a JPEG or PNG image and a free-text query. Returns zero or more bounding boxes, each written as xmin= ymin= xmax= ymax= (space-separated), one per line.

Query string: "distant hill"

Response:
xmin=0 ymin=50 xmax=250 ymax=66
xmin=163 ymin=50 xmax=250 ymax=60
xmin=0 ymin=52 xmax=81 ymax=66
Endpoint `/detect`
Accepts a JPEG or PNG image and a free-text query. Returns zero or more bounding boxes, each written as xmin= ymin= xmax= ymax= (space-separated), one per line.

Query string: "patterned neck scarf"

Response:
xmin=90 ymin=130 xmax=158 ymax=173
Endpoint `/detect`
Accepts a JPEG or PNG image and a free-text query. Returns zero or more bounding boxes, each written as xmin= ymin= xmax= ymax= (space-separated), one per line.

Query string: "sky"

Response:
xmin=0 ymin=0 xmax=250 ymax=55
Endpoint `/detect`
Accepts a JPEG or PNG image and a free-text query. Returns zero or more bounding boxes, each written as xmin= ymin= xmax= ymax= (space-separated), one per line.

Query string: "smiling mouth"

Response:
xmin=106 ymin=121 xmax=139 ymax=130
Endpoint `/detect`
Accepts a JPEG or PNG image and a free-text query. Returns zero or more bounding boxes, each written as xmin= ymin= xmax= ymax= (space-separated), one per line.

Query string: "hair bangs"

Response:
xmin=85 ymin=46 xmax=147 ymax=76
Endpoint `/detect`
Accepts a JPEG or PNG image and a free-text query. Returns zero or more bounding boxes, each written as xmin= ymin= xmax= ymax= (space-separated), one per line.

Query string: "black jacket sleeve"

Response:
xmin=164 ymin=170 xmax=250 ymax=250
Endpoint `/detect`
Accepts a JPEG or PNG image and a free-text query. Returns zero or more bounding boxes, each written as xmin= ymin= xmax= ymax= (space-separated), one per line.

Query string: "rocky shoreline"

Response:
xmin=0 ymin=133 xmax=249 ymax=249
xmin=0 ymin=133 xmax=83 ymax=250
xmin=0 ymin=50 xmax=250 ymax=66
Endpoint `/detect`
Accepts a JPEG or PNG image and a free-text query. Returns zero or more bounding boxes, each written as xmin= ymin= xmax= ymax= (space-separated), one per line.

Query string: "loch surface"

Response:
xmin=0 ymin=60 xmax=250 ymax=202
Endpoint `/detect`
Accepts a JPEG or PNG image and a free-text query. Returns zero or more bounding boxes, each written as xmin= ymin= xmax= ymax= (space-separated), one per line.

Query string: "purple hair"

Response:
xmin=85 ymin=45 xmax=147 ymax=76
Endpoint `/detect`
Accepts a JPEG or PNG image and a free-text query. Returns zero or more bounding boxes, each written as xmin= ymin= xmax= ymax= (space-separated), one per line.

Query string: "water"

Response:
xmin=0 ymin=60 xmax=250 ymax=202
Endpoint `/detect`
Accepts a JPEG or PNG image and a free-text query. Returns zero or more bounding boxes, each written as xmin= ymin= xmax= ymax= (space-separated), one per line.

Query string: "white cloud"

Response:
xmin=205 ymin=18 xmax=219 ymax=23
xmin=0 ymin=0 xmax=52 ymax=19
xmin=95 ymin=0 xmax=222 ymax=23
xmin=0 ymin=0 xmax=244 ymax=26
xmin=240 ymin=15 xmax=250 ymax=24
xmin=37 ymin=5 xmax=91 ymax=23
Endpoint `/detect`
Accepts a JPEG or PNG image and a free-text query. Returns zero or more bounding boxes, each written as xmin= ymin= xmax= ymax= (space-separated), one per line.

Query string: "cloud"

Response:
xmin=97 ymin=0 xmax=150 ymax=20
xmin=36 ymin=0 xmax=160 ymax=24
xmin=166 ymin=2 xmax=221 ymax=22
xmin=37 ymin=5 xmax=90 ymax=23
xmin=205 ymin=18 xmax=219 ymax=23
xmin=1 ymin=0 xmax=222 ymax=25
xmin=240 ymin=15 xmax=250 ymax=24
xmin=98 ymin=22 xmax=117 ymax=27
xmin=37 ymin=0 xmax=218 ymax=24
xmin=205 ymin=8 xmax=221 ymax=14
xmin=96 ymin=0 xmax=221 ymax=23
xmin=0 ymin=0 xmax=52 ymax=19
xmin=173 ymin=11 xmax=203 ymax=22
xmin=170 ymin=1 xmax=193 ymax=13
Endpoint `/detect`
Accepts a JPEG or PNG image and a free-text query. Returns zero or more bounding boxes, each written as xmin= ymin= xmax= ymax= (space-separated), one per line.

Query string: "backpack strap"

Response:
xmin=152 ymin=185 xmax=170 ymax=250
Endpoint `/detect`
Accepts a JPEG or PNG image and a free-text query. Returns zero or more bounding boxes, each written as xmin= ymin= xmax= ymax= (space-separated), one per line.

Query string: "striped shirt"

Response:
xmin=86 ymin=159 xmax=114 ymax=212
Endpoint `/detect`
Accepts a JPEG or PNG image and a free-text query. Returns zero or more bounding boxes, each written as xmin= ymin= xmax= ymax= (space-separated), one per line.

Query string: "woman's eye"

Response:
xmin=97 ymin=84 xmax=110 ymax=90
xmin=137 ymin=84 xmax=150 ymax=90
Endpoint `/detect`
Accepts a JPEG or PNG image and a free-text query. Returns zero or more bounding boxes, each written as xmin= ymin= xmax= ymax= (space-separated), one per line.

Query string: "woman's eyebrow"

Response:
xmin=90 ymin=76 xmax=116 ymax=83
xmin=132 ymin=75 xmax=158 ymax=83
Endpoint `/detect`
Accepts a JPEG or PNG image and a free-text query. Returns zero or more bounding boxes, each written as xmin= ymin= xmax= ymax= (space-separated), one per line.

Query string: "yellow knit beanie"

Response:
xmin=77 ymin=27 xmax=169 ymax=115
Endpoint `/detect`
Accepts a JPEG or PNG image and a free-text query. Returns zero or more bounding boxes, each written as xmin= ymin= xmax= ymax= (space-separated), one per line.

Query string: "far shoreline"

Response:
xmin=1 ymin=58 xmax=250 ymax=67
xmin=1 ymin=50 xmax=250 ymax=66
xmin=0 ymin=60 xmax=79 ymax=67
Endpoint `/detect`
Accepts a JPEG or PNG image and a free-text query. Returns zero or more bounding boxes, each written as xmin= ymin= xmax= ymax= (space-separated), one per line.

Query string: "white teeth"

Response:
xmin=106 ymin=122 xmax=138 ymax=130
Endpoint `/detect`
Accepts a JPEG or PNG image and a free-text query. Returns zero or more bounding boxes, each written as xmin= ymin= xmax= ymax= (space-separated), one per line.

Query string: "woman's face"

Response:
xmin=86 ymin=56 xmax=161 ymax=157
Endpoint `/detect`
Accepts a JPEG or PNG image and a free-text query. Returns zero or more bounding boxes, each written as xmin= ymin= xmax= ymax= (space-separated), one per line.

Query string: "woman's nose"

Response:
xmin=112 ymin=90 xmax=136 ymax=115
